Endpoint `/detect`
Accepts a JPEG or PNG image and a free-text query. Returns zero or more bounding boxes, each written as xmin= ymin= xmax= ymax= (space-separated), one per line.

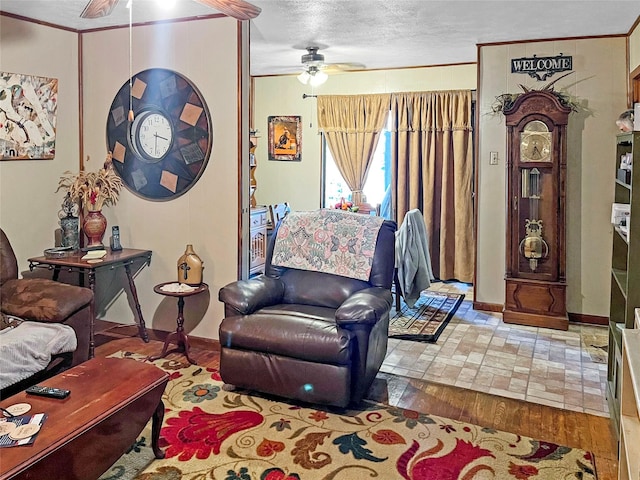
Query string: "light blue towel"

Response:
xmin=395 ymin=209 xmax=434 ymax=308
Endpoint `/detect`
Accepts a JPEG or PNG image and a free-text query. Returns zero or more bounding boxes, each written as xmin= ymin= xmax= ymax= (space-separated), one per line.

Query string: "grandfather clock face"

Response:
xmin=520 ymin=120 xmax=551 ymax=162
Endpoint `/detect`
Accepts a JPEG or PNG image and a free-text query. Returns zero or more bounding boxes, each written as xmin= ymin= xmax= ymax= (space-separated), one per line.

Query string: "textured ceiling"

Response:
xmin=1 ymin=0 xmax=639 ymax=76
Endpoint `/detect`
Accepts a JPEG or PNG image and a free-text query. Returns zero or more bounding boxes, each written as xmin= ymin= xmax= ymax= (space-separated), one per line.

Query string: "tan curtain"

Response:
xmin=317 ymin=94 xmax=391 ymax=205
xmin=391 ymin=90 xmax=474 ymax=283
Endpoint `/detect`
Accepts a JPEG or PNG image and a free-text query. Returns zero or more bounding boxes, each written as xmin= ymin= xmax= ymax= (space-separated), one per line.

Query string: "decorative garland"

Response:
xmin=490 ymin=72 xmax=581 ymax=115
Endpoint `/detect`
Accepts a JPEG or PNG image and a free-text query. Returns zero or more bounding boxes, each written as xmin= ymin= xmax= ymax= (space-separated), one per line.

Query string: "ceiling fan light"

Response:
xmin=297 ymin=71 xmax=310 ymax=85
xmin=310 ymin=70 xmax=328 ymax=86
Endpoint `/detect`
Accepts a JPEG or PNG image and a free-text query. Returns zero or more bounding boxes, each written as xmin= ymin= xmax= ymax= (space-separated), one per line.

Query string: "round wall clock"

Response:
xmin=106 ymin=68 xmax=213 ymax=201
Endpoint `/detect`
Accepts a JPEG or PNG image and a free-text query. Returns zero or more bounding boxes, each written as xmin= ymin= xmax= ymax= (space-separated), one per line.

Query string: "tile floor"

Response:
xmin=381 ymin=281 xmax=610 ymax=417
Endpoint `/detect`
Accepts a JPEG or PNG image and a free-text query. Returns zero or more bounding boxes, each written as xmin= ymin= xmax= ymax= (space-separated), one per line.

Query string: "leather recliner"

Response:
xmin=0 ymin=228 xmax=94 ymax=395
xmin=218 ymin=216 xmax=396 ymax=408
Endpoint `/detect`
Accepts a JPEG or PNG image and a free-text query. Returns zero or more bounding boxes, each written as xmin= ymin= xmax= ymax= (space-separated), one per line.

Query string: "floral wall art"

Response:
xmin=0 ymin=71 xmax=58 ymax=160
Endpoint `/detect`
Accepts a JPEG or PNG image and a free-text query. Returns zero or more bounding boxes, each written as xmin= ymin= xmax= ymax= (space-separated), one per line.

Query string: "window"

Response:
xmin=322 ymin=126 xmax=391 ymax=211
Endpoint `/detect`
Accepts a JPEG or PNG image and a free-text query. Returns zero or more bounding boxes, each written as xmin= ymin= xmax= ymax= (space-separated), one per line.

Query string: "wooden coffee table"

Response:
xmin=0 ymin=357 xmax=168 ymax=480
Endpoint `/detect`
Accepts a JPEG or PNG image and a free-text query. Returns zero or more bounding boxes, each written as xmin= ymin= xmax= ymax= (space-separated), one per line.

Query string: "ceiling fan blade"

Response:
xmin=322 ymin=62 xmax=366 ymax=73
xmin=80 ymin=0 xmax=119 ymax=18
xmin=194 ymin=0 xmax=261 ymax=20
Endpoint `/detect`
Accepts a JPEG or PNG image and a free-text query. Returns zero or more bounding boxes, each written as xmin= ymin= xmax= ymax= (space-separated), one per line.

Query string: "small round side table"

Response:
xmin=149 ymin=281 xmax=209 ymax=365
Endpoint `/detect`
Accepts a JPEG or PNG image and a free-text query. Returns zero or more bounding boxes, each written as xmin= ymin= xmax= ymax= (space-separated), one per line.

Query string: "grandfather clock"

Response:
xmin=503 ymin=90 xmax=571 ymax=330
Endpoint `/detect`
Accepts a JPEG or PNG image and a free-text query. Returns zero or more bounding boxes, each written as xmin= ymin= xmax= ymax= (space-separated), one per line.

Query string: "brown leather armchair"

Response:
xmin=1 ymin=228 xmax=94 ymax=395
xmin=219 ymin=215 xmax=396 ymax=408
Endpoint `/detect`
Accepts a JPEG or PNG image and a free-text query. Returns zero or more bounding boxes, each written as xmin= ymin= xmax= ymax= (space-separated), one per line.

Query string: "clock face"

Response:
xmin=520 ymin=120 xmax=551 ymax=162
xmin=106 ymin=68 xmax=213 ymax=201
xmin=131 ymin=111 xmax=173 ymax=161
xmin=521 ymin=133 xmax=551 ymax=162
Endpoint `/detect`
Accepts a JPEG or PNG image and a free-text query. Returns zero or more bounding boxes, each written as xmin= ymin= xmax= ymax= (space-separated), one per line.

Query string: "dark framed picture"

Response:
xmin=268 ymin=115 xmax=301 ymax=161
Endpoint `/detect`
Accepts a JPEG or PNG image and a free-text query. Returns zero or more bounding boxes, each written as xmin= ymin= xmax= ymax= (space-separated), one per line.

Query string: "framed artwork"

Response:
xmin=0 ymin=72 xmax=58 ymax=160
xmin=268 ymin=115 xmax=301 ymax=161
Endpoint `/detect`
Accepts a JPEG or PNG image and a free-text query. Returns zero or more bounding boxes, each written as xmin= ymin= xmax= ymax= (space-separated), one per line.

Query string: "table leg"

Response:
xmin=148 ymin=297 xmax=197 ymax=365
xmin=124 ymin=263 xmax=150 ymax=343
xmin=88 ymin=297 xmax=96 ymax=359
xmin=88 ymin=269 xmax=96 ymax=359
xmin=52 ymin=265 xmax=61 ymax=282
xmin=151 ymin=400 xmax=165 ymax=459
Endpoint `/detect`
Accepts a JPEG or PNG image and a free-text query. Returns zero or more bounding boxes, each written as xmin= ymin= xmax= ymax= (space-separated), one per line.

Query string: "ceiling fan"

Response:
xmin=81 ymin=0 xmax=261 ymax=21
xmin=297 ymin=46 xmax=364 ymax=86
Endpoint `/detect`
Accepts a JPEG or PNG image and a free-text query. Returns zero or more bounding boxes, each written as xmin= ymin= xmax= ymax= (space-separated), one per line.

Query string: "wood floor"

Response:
xmin=94 ymin=324 xmax=619 ymax=480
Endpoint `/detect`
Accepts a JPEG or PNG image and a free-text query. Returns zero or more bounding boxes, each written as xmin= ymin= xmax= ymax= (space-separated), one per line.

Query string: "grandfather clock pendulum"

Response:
xmin=503 ymin=90 xmax=571 ymax=330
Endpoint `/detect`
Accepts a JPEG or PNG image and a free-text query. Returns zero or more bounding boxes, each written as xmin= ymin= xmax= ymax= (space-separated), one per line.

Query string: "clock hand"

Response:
xmin=154 ymin=132 xmax=169 ymax=141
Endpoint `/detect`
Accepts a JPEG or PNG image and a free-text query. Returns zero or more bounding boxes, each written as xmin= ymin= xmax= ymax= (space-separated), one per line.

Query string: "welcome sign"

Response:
xmin=511 ymin=54 xmax=573 ymax=81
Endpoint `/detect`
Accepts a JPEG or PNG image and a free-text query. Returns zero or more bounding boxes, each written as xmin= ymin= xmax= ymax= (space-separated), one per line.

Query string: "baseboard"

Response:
xmin=568 ymin=312 xmax=608 ymax=326
xmin=469 ymin=304 xmax=608 ymax=326
xmin=96 ymin=322 xmax=221 ymax=351
xmin=472 ymin=301 xmax=502 ymax=312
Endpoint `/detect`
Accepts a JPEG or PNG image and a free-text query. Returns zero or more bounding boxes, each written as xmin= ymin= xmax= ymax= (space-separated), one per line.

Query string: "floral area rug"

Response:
xmin=389 ymin=291 xmax=464 ymax=343
xmin=101 ymin=351 xmax=596 ymax=480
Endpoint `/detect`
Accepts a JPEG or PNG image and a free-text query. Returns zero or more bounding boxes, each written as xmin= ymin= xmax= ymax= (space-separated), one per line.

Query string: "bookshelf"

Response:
xmin=608 ymin=132 xmax=640 ymax=436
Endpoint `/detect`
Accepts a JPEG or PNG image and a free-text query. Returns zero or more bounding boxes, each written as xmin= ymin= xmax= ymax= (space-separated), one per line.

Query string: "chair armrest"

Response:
xmin=335 ymin=287 xmax=392 ymax=326
xmin=218 ymin=275 xmax=285 ymax=315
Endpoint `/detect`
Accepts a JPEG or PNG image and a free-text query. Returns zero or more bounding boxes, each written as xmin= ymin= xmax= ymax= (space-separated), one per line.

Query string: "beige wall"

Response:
xmin=81 ymin=18 xmax=241 ymax=339
xmin=477 ymin=38 xmax=628 ymax=316
xmin=0 ymin=16 xmax=242 ymax=340
xmin=0 ymin=17 xmax=80 ymax=270
xmin=252 ymin=64 xmax=477 ymax=211
xmin=630 ymin=20 xmax=640 ymax=73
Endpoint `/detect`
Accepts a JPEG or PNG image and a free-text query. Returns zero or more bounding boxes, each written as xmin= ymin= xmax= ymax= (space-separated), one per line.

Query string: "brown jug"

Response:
xmin=177 ymin=244 xmax=204 ymax=286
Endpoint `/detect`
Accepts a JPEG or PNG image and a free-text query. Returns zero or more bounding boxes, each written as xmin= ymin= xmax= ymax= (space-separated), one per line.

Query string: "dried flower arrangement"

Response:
xmin=57 ymin=152 xmax=123 ymax=212
xmin=490 ymin=72 xmax=581 ymax=115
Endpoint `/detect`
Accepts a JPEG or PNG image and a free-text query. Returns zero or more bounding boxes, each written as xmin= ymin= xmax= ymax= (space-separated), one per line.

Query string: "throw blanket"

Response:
xmin=396 ymin=209 xmax=434 ymax=308
xmin=272 ymin=209 xmax=384 ymax=281
xmin=0 ymin=322 xmax=77 ymax=389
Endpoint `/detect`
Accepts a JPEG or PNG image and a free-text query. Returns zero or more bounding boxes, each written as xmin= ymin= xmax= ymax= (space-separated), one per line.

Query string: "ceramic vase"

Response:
xmin=83 ymin=210 xmax=107 ymax=248
xmin=177 ymin=244 xmax=204 ymax=285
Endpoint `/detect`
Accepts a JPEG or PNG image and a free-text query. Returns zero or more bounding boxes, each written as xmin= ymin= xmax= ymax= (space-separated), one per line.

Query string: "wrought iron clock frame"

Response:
xmin=503 ymin=90 xmax=571 ymax=330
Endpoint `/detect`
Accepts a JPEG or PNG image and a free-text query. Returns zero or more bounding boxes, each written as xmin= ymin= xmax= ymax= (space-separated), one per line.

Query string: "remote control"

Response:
xmin=25 ymin=385 xmax=70 ymax=399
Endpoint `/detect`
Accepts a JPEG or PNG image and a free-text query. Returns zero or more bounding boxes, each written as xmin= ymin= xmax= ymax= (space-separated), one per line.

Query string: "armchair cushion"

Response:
xmin=1 ymin=278 xmax=94 ymax=322
xmin=219 ymin=307 xmax=353 ymax=364
xmin=279 ymin=269 xmax=369 ymax=308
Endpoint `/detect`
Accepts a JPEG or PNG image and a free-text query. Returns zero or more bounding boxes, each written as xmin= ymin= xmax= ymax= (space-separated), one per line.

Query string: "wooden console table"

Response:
xmin=0 ymin=357 xmax=168 ymax=480
xmin=28 ymin=248 xmax=152 ymax=351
